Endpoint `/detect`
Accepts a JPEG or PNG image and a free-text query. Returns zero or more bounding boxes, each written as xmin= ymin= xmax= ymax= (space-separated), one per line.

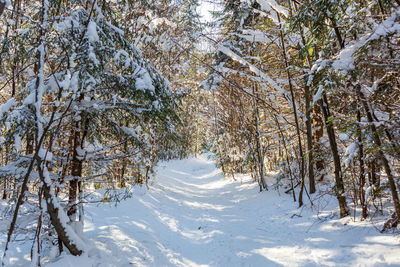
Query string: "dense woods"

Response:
xmin=205 ymin=0 xmax=400 ymax=221
xmin=0 ymin=0 xmax=400 ymax=265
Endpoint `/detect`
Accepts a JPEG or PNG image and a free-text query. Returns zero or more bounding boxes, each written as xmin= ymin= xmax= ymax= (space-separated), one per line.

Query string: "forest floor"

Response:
xmin=2 ymin=154 xmax=400 ymax=266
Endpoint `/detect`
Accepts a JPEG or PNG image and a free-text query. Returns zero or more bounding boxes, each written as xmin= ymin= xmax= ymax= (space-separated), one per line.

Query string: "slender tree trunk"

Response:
xmin=330 ymin=18 xmax=344 ymax=49
xmin=31 ymin=187 xmax=43 ymax=266
xmin=319 ymin=93 xmax=349 ymax=217
xmin=68 ymin=121 xmax=82 ymax=220
xmin=10 ymin=0 xmax=20 ymax=97
xmin=357 ymin=86 xmax=400 ymax=219
xmin=368 ymin=160 xmax=379 ymax=187
xmin=273 ymin=114 xmax=296 ymax=202
xmin=2 ymin=146 xmax=8 ymax=199
xmin=277 ymin=12 xmax=305 ymax=206
xmin=68 ymin=98 xmax=89 ymax=220
xmin=252 ymin=84 xmax=267 ymax=191
xmin=3 ymin=105 xmax=60 ymax=264
xmin=78 ymin=180 xmax=84 ymax=224
xmin=3 ymin=2 xmax=49 ymax=260
xmin=2 ymin=178 xmax=6 ymax=200
xmin=294 ymin=7 xmax=317 ymax=192
xmin=212 ymin=92 xmax=226 ymax=174
xmin=0 ymin=1 xmax=5 ymax=17
xmin=305 ymin=83 xmax=315 ymax=194
xmin=38 ymin=162 xmax=83 ymax=256
xmin=357 ymin=109 xmax=367 ymax=219
xmin=313 ymin=105 xmax=325 ymax=180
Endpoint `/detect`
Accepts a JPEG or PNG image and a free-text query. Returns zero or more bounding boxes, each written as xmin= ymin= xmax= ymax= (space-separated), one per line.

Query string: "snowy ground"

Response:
xmin=2 ymin=155 xmax=400 ymax=266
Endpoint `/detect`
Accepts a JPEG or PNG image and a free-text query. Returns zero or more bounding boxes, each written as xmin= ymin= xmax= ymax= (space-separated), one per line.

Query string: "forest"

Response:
xmin=0 ymin=0 xmax=400 ymax=266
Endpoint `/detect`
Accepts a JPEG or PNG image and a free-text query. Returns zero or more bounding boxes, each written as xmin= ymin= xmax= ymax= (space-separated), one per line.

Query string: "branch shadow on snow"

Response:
xmin=43 ymin=155 xmax=400 ymax=266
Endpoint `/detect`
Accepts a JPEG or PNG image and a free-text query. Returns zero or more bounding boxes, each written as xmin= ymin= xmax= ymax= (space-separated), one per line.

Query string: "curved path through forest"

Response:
xmin=47 ymin=155 xmax=399 ymax=267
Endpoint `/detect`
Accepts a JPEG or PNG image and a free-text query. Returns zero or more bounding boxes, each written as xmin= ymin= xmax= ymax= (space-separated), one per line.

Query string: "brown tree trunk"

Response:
xmin=0 ymin=1 xmax=5 ymax=17
xmin=252 ymin=84 xmax=267 ymax=191
xmin=2 ymin=178 xmax=6 ymax=200
xmin=38 ymin=163 xmax=83 ymax=256
xmin=277 ymin=12 xmax=305 ymax=206
xmin=319 ymin=93 xmax=349 ymax=217
xmin=368 ymin=160 xmax=379 ymax=188
xmin=2 ymin=146 xmax=8 ymax=199
xmin=357 ymin=109 xmax=367 ymax=219
xmin=68 ymin=96 xmax=89 ymax=219
xmin=68 ymin=121 xmax=82 ymax=220
xmin=313 ymin=105 xmax=325 ymax=181
xmin=212 ymin=92 xmax=226 ymax=174
xmin=305 ymin=84 xmax=316 ymax=194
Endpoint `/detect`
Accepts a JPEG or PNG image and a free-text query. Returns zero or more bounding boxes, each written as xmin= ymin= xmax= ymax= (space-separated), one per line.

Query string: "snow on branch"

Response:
xmin=218 ymin=44 xmax=287 ymax=95
xmin=256 ymin=0 xmax=288 ymax=17
xmin=255 ymin=0 xmax=288 ymax=23
xmin=332 ymin=7 xmax=400 ymax=73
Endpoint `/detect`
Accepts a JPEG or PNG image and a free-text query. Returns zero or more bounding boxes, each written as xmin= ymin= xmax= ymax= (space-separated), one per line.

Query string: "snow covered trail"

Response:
xmin=5 ymin=155 xmax=400 ymax=266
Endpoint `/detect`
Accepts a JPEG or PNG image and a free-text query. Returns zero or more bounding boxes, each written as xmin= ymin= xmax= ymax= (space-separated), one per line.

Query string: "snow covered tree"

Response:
xmin=1 ymin=0 xmax=179 ymax=262
xmin=204 ymin=0 xmax=400 ymax=222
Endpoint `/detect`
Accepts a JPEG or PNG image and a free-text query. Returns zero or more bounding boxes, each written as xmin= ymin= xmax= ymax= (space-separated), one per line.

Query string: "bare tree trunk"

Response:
xmin=68 ymin=101 xmax=89 ymax=220
xmin=68 ymin=122 xmax=82 ymax=220
xmin=0 ymin=1 xmax=5 ymax=17
xmin=31 ymin=187 xmax=43 ymax=266
xmin=368 ymin=160 xmax=379 ymax=187
xmin=328 ymin=14 xmax=349 ymax=218
xmin=273 ymin=114 xmax=296 ymax=202
xmin=357 ymin=109 xmax=367 ymax=219
xmin=357 ymin=86 xmax=400 ymax=219
xmin=2 ymin=146 xmax=8 ymax=199
xmin=3 ymin=2 xmax=49 ymax=259
xmin=3 ymin=155 xmax=37 ymax=265
xmin=1 ymin=178 xmax=6 ymax=200
xmin=313 ymin=105 xmax=325 ymax=181
xmin=277 ymin=12 xmax=305 ymax=206
xmin=305 ymin=83 xmax=315 ymax=194
xmin=319 ymin=93 xmax=349 ymax=217
xmin=3 ymin=106 xmax=60 ymax=264
xmin=212 ymin=92 xmax=226 ymax=174
xmin=252 ymin=84 xmax=267 ymax=191
xmin=292 ymin=4 xmax=317 ymax=193
xmin=78 ymin=181 xmax=84 ymax=224
xmin=38 ymin=162 xmax=83 ymax=256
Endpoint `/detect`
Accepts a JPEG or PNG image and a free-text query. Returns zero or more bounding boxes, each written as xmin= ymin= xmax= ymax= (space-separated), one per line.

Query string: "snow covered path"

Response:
xmin=40 ymin=155 xmax=400 ymax=266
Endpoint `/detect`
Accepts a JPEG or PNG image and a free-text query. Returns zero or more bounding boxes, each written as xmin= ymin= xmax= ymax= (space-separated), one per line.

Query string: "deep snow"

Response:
xmin=2 ymin=155 xmax=400 ymax=266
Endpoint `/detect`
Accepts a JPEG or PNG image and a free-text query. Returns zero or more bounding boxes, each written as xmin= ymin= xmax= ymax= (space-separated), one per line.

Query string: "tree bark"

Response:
xmin=277 ymin=12 xmax=305 ymax=206
xmin=68 ymin=121 xmax=82 ymax=220
xmin=212 ymin=92 xmax=226 ymax=174
xmin=0 ymin=1 xmax=5 ymax=17
xmin=313 ymin=105 xmax=325 ymax=181
xmin=252 ymin=84 xmax=267 ymax=191
xmin=305 ymin=83 xmax=316 ymax=194
xmin=2 ymin=146 xmax=8 ymax=199
xmin=319 ymin=93 xmax=349 ymax=217
xmin=38 ymin=163 xmax=83 ymax=256
xmin=357 ymin=109 xmax=367 ymax=219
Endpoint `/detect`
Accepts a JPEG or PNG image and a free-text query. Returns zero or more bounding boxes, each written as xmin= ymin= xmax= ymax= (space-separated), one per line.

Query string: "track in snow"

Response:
xmin=42 ymin=155 xmax=400 ymax=266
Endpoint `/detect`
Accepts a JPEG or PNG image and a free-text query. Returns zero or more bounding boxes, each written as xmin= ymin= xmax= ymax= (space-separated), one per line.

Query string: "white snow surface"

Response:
xmin=2 ymin=155 xmax=400 ymax=266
